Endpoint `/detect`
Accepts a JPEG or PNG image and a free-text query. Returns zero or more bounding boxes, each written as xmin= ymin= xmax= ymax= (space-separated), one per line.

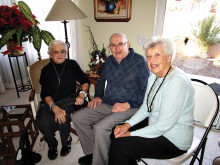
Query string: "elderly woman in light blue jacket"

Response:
xmin=108 ymin=37 xmax=195 ymax=165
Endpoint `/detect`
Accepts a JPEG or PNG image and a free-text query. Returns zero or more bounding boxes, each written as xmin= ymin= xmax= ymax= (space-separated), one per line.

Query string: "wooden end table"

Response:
xmin=0 ymin=104 xmax=39 ymax=157
xmin=86 ymin=73 xmax=100 ymax=93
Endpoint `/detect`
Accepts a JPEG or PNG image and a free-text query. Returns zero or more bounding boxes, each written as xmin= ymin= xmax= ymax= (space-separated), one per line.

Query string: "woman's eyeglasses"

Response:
xmin=52 ymin=50 xmax=66 ymax=55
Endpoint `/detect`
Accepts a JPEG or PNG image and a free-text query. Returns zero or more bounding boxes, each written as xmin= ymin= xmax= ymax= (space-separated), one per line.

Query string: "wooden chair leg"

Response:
xmin=40 ymin=136 xmax=45 ymax=142
xmin=70 ymin=128 xmax=77 ymax=136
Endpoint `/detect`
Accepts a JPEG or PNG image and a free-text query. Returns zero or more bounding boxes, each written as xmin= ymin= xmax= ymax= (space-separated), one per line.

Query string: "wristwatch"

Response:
xmin=49 ymin=103 xmax=56 ymax=110
xmin=79 ymin=91 xmax=87 ymax=97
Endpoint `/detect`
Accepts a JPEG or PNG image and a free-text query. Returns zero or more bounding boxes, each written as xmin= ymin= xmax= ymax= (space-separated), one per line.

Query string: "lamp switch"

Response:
xmin=137 ymin=36 xmax=147 ymax=45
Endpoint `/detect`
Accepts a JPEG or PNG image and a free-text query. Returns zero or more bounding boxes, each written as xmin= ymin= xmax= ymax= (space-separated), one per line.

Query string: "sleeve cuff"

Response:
xmin=130 ymin=131 xmax=136 ymax=136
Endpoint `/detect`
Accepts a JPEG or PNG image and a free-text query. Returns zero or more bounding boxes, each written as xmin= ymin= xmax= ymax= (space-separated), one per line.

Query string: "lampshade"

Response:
xmin=45 ymin=0 xmax=87 ymax=21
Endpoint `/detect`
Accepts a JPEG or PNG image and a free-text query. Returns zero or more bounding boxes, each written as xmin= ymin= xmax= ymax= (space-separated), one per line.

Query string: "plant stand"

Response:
xmin=8 ymin=52 xmax=32 ymax=98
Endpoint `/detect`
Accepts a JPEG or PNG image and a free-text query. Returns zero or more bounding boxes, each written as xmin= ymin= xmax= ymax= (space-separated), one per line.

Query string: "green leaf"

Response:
xmin=18 ymin=1 xmax=32 ymax=15
xmin=17 ymin=27 xmax=24 ymax=46
xmin=41 ymin=30 xmax=55 ymax=45
xmin=18 ymin=1 xmax=35 ymax=25
xmin=0 ymin=29 xmax=18 ymax=49
xmin=191 ymin=15 xmax=220 ymax=53
xmin=32 ymin=25 xmax=41 ymax=52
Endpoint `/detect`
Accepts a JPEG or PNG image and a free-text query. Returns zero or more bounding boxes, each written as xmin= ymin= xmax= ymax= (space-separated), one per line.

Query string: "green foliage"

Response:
xmin=85 ymin=25 xmax=108 ymax=75
xmin=18 ymin=1 xmax=36 ymax=25
xmin=88 ymin=44 xmax=108 ymax=76
xmin=191 ymin=15 xmax=220 ymax=54
xmin=41 ymin=30 xmax=55 ymax=45
xmin=0 ymin=29 xmax=17 ymax=49
xmin=32 ymin=25 xmax=41 ymax=52
xmin=0 ymin=1 xmax=55 ymax=55
xmin=17 ymin=27 xmax=24 ymax=46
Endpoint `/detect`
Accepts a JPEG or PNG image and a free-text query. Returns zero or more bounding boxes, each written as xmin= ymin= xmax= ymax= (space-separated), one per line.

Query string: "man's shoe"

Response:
xmin=60 ymin=136 xmax=72 ymax=157
xmin=48 ymin=149 xmax=58 ymax=160
xmin=78 ymin=154 xmax=93 ymax=165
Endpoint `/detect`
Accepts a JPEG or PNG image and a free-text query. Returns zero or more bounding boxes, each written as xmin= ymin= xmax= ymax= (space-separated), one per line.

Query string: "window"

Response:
xmin=163 ymin=0 xmax=220 ymax=80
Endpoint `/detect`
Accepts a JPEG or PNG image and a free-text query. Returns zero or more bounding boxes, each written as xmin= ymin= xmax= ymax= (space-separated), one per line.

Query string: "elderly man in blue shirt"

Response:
xmin=72 ymin=32 xmax=150 ymax=165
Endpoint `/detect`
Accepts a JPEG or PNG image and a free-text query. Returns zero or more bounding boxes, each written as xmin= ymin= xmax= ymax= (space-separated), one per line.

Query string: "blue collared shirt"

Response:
xmin=94 ymin=48 xmax=150 ymax=108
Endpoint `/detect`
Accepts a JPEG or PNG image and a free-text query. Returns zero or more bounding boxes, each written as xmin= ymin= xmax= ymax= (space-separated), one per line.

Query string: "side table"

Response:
xmin=0 ymin=104 xmax=39 ymax=158
xmin=86 ymin=73 xmax=99 ymax=94
xmin=8 ymin=52 xmax=32 ymax=98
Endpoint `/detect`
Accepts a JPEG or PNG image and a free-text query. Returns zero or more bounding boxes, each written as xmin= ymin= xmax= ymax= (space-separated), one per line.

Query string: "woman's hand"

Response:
xmin=114 ymin=123 xmax=131 ymax=138
xmin=88 ymin=97 xmax=102 ymax=109
xmin=75 ymin=93 xmax=85 ymax=105
xmin=112 ymin=102 xmax=131 ymax=112
xmin=52 ymin=106 xmax=66 ymax=124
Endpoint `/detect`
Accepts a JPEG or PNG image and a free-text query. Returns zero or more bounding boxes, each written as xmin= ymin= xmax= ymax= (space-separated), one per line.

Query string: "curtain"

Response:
xmin=0 ymin=0 xmax=84 ymax=93
xmin=0 ymin=0 xmax=15 ymax=93
xmin=153 ymin=0 xmax=167 ymax=37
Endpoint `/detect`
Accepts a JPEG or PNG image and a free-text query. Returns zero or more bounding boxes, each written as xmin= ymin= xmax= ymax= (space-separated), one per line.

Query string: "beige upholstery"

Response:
xmin=27 ymin=59 xmax=50 ymax=119
xmin=29 ymin=59 xmax=50 ymax=94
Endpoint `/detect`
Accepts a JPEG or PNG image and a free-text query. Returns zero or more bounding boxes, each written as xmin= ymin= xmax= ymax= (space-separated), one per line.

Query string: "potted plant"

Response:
xmin=0 ymin=1 xmax=55 ymax=60
xmin=191 ymin=15 xmax=220 ymax=56
xmin=85 ymin=26 xmax=108 ymax=76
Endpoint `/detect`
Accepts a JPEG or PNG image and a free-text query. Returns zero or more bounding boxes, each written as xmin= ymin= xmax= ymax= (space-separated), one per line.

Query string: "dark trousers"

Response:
xmin=36 ymin=101 xmax=75 ymax=150
xmin=108 ymin=136 xmax=187 ymax=165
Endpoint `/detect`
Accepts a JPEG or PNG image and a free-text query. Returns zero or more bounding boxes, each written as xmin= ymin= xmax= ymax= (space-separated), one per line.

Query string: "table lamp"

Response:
xmin=45 ymin=0 xmax=87 ymax=59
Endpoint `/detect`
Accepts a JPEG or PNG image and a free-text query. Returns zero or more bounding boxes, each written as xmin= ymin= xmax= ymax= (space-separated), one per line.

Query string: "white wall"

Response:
xmin=78 ymin=0 xmax=156 ymax=71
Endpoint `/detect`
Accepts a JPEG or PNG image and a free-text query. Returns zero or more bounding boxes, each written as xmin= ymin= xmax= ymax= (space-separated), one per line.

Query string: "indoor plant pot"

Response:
xmin=0 ymin=1 xmax=55 ymax=60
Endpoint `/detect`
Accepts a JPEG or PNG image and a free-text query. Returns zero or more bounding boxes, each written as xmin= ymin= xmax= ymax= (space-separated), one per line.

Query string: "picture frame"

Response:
xmin=94 ymin=0 xmax=132 ymax=22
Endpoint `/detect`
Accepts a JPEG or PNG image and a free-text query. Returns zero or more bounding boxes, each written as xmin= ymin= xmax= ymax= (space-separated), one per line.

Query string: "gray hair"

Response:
xmin=144 ymin=37 xmax=176 ymax=62
xmin=48 ymin=40 xmax=67 ymax=55
xmin=109 ymin=32 xmax=128 ymax=44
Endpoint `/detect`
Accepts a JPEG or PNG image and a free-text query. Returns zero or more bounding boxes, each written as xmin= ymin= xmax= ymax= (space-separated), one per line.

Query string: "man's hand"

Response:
xmin=88 ymin=97 xmax=102 ymax=109
xmin=114 ymin=123 xmax=131 ymax=138
xmin=52 ymin=106 xmax=66 ymax=124
xmin=111 ymin=102 xmax=130 ymax=112
xmin=75 ymin=93 xmax=85 ymax=105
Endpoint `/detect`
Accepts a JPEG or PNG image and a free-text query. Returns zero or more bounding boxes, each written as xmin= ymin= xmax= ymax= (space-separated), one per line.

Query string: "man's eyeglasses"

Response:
xmin=109 ymin=42 xmax=128 ymax=49
xmin=52 ymin=50 xmax=66 ymax=55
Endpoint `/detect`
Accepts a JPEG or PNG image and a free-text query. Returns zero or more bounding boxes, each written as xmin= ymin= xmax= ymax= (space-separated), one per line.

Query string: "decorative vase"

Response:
xmin=6 ymin=41 xmax=23 ymax=56
xmin=105 ymin=1 xmax=116 ymax=13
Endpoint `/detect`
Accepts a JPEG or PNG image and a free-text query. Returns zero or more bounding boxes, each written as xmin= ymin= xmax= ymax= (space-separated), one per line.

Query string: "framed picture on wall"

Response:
xmin=94 ymin=0 xmax=131 ymax=22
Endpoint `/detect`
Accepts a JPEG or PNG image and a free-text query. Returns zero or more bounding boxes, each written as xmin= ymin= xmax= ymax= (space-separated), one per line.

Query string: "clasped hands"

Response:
xmin=114 ymin=123 xmax=131 ymax=138
xmin=52 ymin=94 xmax=85 ymax=124
xmin=87 ymin=98 xmax=131 ymax=138
xmin=52 ymin=106 xmax=66 ymax=124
